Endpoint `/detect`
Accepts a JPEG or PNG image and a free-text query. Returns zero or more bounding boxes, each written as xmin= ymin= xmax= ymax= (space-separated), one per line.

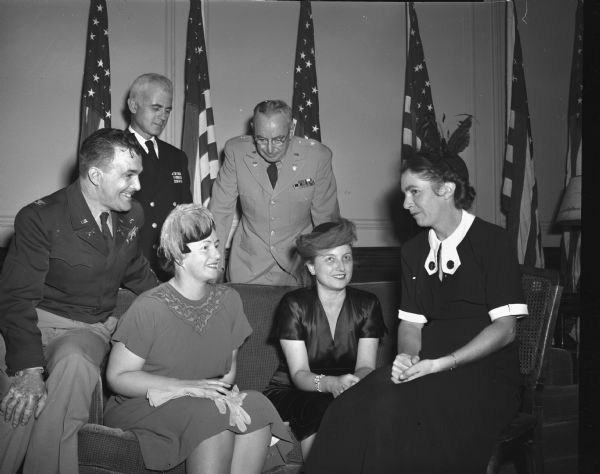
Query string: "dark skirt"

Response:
xmin=303 ymin=363 xmax=520 ymax=474
xmin=264 ymin=369 xmax=335 ymax=441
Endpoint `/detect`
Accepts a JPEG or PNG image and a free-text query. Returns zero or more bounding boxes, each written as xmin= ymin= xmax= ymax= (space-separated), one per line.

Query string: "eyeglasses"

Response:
xmin=254 ymin=136 xmax=288 ymax=147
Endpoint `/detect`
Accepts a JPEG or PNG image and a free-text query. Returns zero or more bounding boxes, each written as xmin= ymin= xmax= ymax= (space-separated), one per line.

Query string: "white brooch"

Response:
xmin=126 ymin=226 xmax=139 ymax=244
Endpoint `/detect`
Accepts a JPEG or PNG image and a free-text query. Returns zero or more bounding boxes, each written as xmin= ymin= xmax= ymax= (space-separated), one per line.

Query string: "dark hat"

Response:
xmin=444 ymin=154 xmax=469 ymax=182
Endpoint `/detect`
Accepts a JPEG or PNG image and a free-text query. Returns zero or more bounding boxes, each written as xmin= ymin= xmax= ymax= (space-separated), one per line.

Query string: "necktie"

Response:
xmin=100 ymin=212 xmax=113 ymax=248
xmin=145 ymin=140 xmax=158 ymax=160
xmin=267 ymin=162 xmax=278 ymax=188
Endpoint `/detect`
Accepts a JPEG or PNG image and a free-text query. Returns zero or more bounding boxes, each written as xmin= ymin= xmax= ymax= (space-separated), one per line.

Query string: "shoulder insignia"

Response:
xmin=33 ymin=199 xmax=46 ymax=206
xmin=295 ymin=137 xmax=320 ymax=147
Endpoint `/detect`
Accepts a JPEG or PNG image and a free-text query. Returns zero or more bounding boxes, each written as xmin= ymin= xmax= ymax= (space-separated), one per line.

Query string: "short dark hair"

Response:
xmin=401 ymin=150 xmax=476 ymax=210
xmin=253 ymin=99 xmax=292 ymax=124
xmin=78 ymin=128 xmax=143 ymax=177
xmin=296 ymin=218 xmax=357 ymax=262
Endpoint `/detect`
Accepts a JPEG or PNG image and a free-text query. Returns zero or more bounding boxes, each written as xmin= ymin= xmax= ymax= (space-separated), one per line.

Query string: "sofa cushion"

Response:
xmin=229 ymin=284 xmax=298 ymax=392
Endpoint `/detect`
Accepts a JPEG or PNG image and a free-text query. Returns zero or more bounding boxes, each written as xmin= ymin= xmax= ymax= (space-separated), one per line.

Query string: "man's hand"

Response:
xmin=0 ymin=370 xmax=47 ymax=427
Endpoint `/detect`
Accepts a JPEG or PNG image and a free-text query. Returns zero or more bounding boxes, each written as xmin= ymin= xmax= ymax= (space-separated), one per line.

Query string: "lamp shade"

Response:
xmin=556 ymin=175 xmax=581 ymax=226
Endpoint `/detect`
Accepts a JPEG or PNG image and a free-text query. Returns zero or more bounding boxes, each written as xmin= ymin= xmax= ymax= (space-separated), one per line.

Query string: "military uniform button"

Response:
xmin=428 ymin=261 xmax=435 ymax=271
xmin=270 ymin=230 xmax=275 ymax=236
xmin=447 ymin=260 xmax=454 ymax=269
xmin=152 ymin=223 xmax=157 ymax=229
xmin=150 ymin=202 xmax=155 ymax=207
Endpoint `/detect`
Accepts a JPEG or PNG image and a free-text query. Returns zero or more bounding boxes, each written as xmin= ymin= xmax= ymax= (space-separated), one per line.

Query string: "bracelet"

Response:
xmin=314 ymin=374 xmax=325 ymax=392
xmin=449 ymin=353 xmax=458 ymax=371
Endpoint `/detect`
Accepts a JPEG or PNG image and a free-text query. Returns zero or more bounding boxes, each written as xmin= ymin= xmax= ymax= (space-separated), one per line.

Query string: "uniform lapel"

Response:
xmin=273 ymin=142 xmax=306 ymax=197
xmin=66 ymin=182 xmax=108 ymax=255
xmin=243 ymin=150 xmax=273 ymax=195
xmin=113 ymin=212 xmax=139 ymax=250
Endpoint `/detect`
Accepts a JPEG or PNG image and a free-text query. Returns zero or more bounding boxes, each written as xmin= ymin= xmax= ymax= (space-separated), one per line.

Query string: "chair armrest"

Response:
xmin=79 ymin=422 xmax=137 ymax=440
xmin=78 ymin=423 xmax=162 ymax=473
xmin=544 ymin=347 xmax=574 ymax=386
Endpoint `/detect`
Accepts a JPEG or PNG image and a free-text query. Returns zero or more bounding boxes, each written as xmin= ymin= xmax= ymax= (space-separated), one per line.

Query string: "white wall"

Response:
xmin=0 ymin=0 xmax=576 ymax=248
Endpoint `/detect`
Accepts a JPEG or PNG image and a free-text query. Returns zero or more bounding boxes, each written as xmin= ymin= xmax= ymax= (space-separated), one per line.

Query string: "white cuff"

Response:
xmin=489 ymin=303 xmax=528 ymax=321
xmin=398 ymin=309 xmax=427 ymax=324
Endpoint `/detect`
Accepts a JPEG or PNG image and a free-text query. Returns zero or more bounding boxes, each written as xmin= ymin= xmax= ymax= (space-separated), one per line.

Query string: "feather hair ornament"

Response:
xmin=416 ymin=113 xmax=474 ymax=181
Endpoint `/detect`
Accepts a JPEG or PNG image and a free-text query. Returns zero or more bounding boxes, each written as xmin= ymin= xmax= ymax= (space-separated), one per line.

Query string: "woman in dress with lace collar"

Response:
xmin=104 ymin=203 xmax=290 ymax=473
xmin=303 ymin=150 xmax=527 ymax=473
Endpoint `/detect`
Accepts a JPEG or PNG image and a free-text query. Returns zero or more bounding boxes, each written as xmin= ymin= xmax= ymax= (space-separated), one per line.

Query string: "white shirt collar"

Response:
xmin=424 ymin=210 xmax=475 ymax=276
xmin=128 ymin=126 xmax=158 ymax=158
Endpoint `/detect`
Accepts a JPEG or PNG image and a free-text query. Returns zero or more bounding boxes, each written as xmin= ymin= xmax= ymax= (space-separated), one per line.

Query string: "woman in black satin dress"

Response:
xmin=303 ymin=150 xmax=526 ymax=474
xmin=263 ymin=219 xmax=387 ymax=458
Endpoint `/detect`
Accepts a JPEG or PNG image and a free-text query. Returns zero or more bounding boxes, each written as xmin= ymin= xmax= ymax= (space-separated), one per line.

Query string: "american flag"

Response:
xmin=501 ymin=2 xmax=544 ymax=268
xmin=561 ymin=0 xmax=582 ymax=292
xmin=181 ymin=0 xmax=219 ymax=207
xmin=78 ymin=0 xmax=111 ymax=150
xmin=291 ymin=0 xmax=321 ymax=141
xmin=402 ymin=2 xmax=436 ymax=159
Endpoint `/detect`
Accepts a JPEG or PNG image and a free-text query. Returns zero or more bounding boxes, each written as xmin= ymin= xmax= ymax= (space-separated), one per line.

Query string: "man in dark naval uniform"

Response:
xmin=0 ymin=129 xmax=158 ymax=474
xmin=126 ymin=73 xmax=193 ymax=281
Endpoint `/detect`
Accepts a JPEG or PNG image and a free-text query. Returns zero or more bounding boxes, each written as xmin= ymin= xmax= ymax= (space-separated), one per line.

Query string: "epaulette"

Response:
xmin=294 ymin=137 xmax=322 ymax=148
xmin=32 ymin=199 xmax=46 ymax=207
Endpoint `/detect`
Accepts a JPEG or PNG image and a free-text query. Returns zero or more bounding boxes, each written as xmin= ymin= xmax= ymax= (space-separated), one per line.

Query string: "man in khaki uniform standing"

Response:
xmin=209 ymin=100 xmax=340 ymax=285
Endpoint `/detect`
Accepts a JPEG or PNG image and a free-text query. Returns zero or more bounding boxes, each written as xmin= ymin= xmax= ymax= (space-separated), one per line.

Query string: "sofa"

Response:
xmin=77 ymin=281 xmax=401 ymax=473
xmin=0 ymin=275 xmax=576 ymax=473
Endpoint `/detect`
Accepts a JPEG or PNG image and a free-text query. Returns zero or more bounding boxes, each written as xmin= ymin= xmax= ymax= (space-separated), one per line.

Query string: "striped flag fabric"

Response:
xmin=181 ymin=0 xmax=219 ymax=207
xmin=401 ymin=2 xmax=437 ymax=159
xmin=291 ymin=0 xmax=321 ymax=141
xmin=560 ymin=0 xmax=582 ymax=292
xmin=501 ymin=2 xmax=544 ymax=268
xmin=78 ymin=0 xmax=111 ymax=150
